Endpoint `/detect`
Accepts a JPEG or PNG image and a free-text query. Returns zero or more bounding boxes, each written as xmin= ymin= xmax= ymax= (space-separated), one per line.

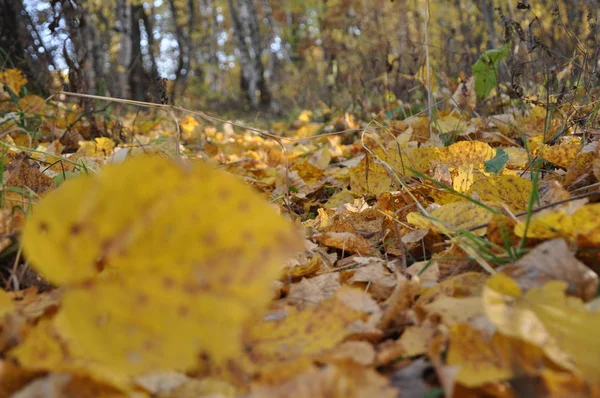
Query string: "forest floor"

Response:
xmin=1 ymin=68 xmax=600 ymax=397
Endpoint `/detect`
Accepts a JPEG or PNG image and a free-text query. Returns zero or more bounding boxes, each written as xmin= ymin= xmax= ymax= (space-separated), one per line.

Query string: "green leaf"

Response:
xmin=472 ymin=44 xmax=509 ymax=100
xmin=53 ymin=171 xmax=81 ymax=187
xmin=484 ymin=148 xmax=509 ymax=174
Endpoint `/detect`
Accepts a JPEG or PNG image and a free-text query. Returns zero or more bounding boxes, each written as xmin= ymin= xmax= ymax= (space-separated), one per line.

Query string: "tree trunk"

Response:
xmin=129 ymin=4 xmax=148 ymax=102
xmin=116 ymin=0 xmax=132 ymax=98
xmin=168 ymin=0 xmax=190 ymax=102
xmin=227 ymin=0 xmax=271 ymax=107
xmin=0 ymin=0 xmax=53 ymax=94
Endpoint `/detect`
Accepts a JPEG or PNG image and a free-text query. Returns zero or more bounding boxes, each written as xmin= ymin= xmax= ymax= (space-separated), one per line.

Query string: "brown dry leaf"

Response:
xmin=419 ymin=296 xmax=485 ymax=326
xmin=10 ymin=374 xmax=130 ymax=398
xmin=249 ymin=363 xmax=397 ymax=398
xmin=344 ymin=259 xmax=397 ymax=301
xmin=0 ymin=209 xmax=16 ymax=253
xmin=312 ymin=205 xmax=385 ymax=255
xmin=313 ymin=231 xmax=373 ymax=254
xmin=541 ymin=369 xmax=600 ymax=398
xmin=452 ymin=76 xmax=476 ymax=111
xmin=287 ymin=273 xmax=341 ymax=309
xmin=156 ymin=378 xmax=237 ymax=398
xmin=500 ymin=239 xmax=599 ymax=301
xmin=134 ymin=370 xmax=188 ymax=395
xmin=3 ymin=154 xmax=55 ymax=226
xmin=377 ymin=274 xmax=419 ymax=332
xmin=564 ymin=151 xmax=595 ymax=188
xmin=417 ymin=272 xmax=488 ymax=305
xmin=378 ymin=320 xmax=438 ymax=363
xmin=318 ymin=341 xmax=376 ymax=366
xmin=0 ymin=360 xmax=43 ymax=398
xmin=487 ymin=213 xmax=520 ymax=249
xmin=9 ymin=287 xmax=62 ymax=321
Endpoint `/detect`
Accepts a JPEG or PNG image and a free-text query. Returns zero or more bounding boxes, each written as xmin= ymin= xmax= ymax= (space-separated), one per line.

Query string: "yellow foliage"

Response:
xmin=244 ymin=288 xmax=366 ymax=365
xmin=442 ymin=141 xmax=496 ymax=167
xmin=540 ymin=138 xmax=583 ymax=168
xmin=514 ymin=203 xmax=600 ymax=243
xmin=407 ymin=201 xmax=493 ymax=235
xmin=21 ymin=156 xmax=302 ymax=375
xmin=0 ymin=69 xmax=27 ymax=94
xmin=484 ymin=274 xmax=600 ymax=381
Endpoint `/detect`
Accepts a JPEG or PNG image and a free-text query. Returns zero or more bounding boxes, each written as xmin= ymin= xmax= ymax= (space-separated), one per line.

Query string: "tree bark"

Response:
xmin=0 ymin=0 xmax=53 ymax=94
xmin=129 ymin=3 xmax=148 ymax=102
xmin=116 ymin=0 xmax=132 ymax=98
xmin=168 ymin=0 xmax=190 ymax=102
xmin=227 ymin=0 xmax=271 ymax=107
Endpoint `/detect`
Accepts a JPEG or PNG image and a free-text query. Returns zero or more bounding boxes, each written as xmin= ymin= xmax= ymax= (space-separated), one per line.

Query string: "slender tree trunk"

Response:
xmin=0 ymin=0 xmax=53 ymax=94
xmin=200 ymin=0 xmax=220 ymax=90
xmin=479 ymin=0 xmax=497 ymax=48
xmin=141 ymin=6 xmax=159 ymax=81
xmin=227 ymin=0 xmax=271 ymax=107
xmin=168 ymin=0 xmax=190 ymax=102
xmin=116 ymin=0 xmax=132 ymax=98
xmin=129 ymin=4 xmax=148 ymax=101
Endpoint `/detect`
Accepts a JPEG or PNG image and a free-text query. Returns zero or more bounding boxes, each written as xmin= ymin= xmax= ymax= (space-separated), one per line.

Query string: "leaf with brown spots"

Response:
xmin=21 ymin=156 xmax=302 ymax=376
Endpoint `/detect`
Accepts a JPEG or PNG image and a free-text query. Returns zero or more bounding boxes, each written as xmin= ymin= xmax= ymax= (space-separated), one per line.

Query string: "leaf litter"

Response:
xmin=1 ymin=68 xmax=600 ymax=397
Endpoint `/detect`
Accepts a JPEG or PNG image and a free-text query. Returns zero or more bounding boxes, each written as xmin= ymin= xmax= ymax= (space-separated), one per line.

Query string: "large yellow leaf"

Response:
xmin=514 ymin=203 xmax=600 ymax=243
xmin=467 ymin=173 xmax=532 ymax=213
xmin=442 ymin=141 xmax=495 ymax=167
xmin=484 ymin=274 xmax=600 ymax=382
xmin=21 ymin=156 xmax=302 ymax=375
xmin=407 ymin=201 xmax=493 ymax=235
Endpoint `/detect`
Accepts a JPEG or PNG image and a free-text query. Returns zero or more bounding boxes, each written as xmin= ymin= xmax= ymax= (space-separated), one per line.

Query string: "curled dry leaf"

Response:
xmin=500 ymin=239 xmax=599 ymax=301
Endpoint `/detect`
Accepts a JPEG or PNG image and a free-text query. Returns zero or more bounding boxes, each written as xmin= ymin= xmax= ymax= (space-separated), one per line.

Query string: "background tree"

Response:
xmin=5 ymin=0 xmax=597 ymax=116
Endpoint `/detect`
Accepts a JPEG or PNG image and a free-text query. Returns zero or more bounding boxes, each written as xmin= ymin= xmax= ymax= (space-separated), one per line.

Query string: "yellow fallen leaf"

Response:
xmin=453 ymin=164 xmax=474 ymax=193
xmin=0 ymin=289 xmax=13 ymax=318
xmin=407 ymin=201 xmax=493 ymax=235
xmin=514 ymin=203 xmax=600 ymax=242
xmin=0 ymin=69 xmax=27 ymax=94
xmin=442 ymin=141 xmax=495 ymax=167
xmin=21 ymin=155 xmax=302 ymax=375
xmin=447 ymin=323 xmax=549 ymax=388
xmin=467 ymin=173 xmax=532 ymax=213
xmin=244 ymin=288 xmax=367 ymax=365
xmin=502 ymin=146 xmax=529 ymax=169
xmin=540 ymin=138 xmax=582 ymax=168
xmin=484 ymin=274 xmax=600 ymax=381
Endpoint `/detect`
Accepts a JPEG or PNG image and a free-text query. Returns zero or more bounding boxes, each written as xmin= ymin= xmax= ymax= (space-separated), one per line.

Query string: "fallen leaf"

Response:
xmin=21 ymin=156 xmax=302 ymax=375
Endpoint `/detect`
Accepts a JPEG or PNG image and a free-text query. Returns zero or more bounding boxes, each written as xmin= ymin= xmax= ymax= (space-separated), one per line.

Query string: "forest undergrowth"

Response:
xmin=1 ymin=64 xmax=600 ymax=398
